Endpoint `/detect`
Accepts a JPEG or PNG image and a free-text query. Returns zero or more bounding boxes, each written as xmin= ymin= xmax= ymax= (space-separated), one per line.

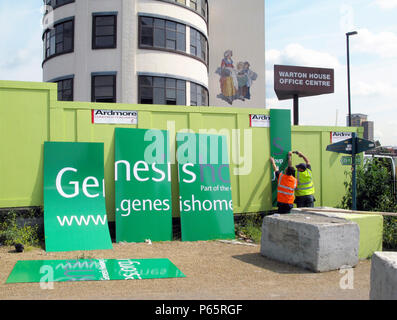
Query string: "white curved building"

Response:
xmin=42 ymin=0 xmax=265 ymax=108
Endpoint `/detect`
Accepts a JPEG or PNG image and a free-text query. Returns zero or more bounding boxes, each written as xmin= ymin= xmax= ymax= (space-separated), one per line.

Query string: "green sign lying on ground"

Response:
xmin=177 ymin=132 xmax=235 ymax=241
xmin=269 ymin=109 xmax=292 ymax=207
xmin=115 ymin=128 xmax=173 ymax=243
xmin=6 ymin=258 xmax=185 ymax=284
xmin=43 ymin=142 xmax=113 ymax=252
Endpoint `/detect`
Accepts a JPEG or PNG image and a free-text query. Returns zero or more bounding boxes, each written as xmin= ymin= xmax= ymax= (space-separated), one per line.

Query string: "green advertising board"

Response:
xmin=43 ymin=142 xmax=113 ymax=252
xmin=115 ymin=128 xmax=173 ymax=243
xmin=6 ymin=258 xmax=185 ymax=284
xmin=269 ymin=109 xmax=292 ymax=207
xmin=177 ymin=133 xmax=235 ymax=241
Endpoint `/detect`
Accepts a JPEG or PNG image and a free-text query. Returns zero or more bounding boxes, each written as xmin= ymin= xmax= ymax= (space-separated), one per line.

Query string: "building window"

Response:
xmin=55 ymin=77 xmax=73 ymax=101
xmin=139 ymin=17 xmax=186 ymax=53
xmin=139 ymin=75 xmax=186 ymax=106
xmin=190 ymin=28 xmax=208 ymax=63
xmin=190 ymin=82 xmax=209 ymax=106
xmin=189 ymin=0 xmax=197 ymax=11
xmin=92 ymin=14 xmax=117 ymax=49
xmin=191 ymin=0 xmax=208 ymax=19
xmin=201 ymin=0 xmax=208 ymax=18
xmin=91 ymin=74 xmax=116 ymax=103
xmin=43 ymin=0 xmax=75 ymax=10
xmin=43 ymin=18 xmax=74 ymax=61
xmin=156 ymin=0 xmax=208 ymax=20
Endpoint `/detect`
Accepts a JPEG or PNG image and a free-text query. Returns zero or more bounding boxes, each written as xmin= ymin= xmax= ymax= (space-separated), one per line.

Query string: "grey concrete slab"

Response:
xmin=260 ymin=213 xmax=360 ymax=272
xmin=370 ymin=251 xmax=397 ymax=300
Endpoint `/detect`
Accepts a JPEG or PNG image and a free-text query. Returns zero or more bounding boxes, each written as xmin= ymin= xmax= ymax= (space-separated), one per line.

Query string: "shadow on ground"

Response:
xmin=232 ymin=252 xmax=312 ymax=275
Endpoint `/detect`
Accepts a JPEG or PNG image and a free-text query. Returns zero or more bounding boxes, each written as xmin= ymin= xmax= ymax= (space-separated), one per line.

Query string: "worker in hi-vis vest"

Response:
xmin=270 ymin=152 xmax=298 ymax=214
xmin=293 ymin=151 xmax=316 ymax=208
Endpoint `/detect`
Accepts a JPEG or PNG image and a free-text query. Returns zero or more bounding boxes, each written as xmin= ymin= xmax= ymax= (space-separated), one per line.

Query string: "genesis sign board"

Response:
xmin=115 ymin=128 xmax=173 ymax=243
xmin=269 ymin=109 xmax=292 ymax=206
xmin=274 ymin=65 xmax=334 ymax=100
xmin=6 ymin=258 xmax=185 ymax=283
xmin=177 ymin=133 xmax=235 ymax=241
xmin=43 ymin=142 xmax=113 ymax=252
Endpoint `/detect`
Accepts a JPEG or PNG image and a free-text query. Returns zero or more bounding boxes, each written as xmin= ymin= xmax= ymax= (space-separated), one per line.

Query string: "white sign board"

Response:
xmin=330 ymin=132 xmax=352 ymax=144
xmin=249 ymin=114 xmax=270 ymax=128
xmin=92 ymin=109 xmax=138 ymax=125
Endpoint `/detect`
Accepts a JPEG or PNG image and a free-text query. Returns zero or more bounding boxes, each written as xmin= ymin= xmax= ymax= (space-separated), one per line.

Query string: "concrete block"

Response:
xmin=260 ymin=213 xmax=360 ymax=272
xmin=370 ymin=252 xmax=397 ymax=300
xmin=292 ymin=208 xmax=383 ymax=259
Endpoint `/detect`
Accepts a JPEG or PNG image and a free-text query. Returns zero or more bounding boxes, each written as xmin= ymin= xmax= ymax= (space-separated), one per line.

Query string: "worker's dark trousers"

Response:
xmin=295 ymin=195 xmax=315 ymax=208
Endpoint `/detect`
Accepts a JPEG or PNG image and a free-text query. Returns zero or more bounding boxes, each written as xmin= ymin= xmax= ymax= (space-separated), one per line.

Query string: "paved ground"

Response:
xmin=0 ymin=241 xmax=371 ymax=300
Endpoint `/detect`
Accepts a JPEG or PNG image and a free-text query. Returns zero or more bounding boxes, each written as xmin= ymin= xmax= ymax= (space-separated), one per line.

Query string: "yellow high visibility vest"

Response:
xmin=295 ymin=168 xmax=315 ymax=196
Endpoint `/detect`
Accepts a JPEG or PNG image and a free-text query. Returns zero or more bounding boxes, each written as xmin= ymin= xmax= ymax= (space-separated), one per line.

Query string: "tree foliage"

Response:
xmin=340 ymin=157 xmax=397 ymax=249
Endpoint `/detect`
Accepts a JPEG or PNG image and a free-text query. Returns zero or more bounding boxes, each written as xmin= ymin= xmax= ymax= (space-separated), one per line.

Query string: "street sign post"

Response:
xmin=326 ymin=133 xmax=375 ymax=210
xmin=326 ymin=138 xmax=353 ymax=154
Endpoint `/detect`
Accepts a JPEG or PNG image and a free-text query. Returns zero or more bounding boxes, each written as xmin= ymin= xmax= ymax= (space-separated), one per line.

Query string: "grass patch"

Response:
xmin=0 ymin=210 xmax=42 ymax=248
xmin=235 ymin=214 xmax=263 ymax=243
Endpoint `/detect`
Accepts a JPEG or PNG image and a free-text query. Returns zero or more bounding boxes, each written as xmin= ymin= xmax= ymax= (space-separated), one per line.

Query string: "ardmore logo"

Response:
xmin=332 ymin=132 xmax=350 ymax=137
xmin=95 ymin=110 xmax=137 ymax=117
xmin=251 ymin=114 xmax=270 ymax=120
xmin=92 ymin=109 xmax=138 ymax=125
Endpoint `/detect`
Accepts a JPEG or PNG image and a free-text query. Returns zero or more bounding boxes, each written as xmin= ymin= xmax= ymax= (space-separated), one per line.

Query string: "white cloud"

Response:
xmin=266 ymin=43 xmax=341 ymax=69
xmin=339 ymin=4 xmax=356 ymax=33
xmin=265 ymin=97 xmax=291 ymax=110
xmin=353 ymin=28 xmax=397 ymax=59
xmin=374 ymin=0 xmax=397 ymax=9
xmin=352 ymin=81 xmax=395 ymax=97
xmin=0 ymin=3 xmax=43 ymax=82
xmin=0 ymin=29 xmax=42 ymax=82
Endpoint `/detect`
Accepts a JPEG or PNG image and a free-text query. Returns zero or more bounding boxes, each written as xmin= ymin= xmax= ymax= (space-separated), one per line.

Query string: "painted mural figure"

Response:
xmin=216 ymin=50 xmax=257 ymax=105
xmin=219 ymin=50 xmax=237 ymax=104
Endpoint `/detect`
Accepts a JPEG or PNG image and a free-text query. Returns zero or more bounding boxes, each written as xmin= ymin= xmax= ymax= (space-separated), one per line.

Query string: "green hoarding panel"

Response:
xmin=43 ymin=142 xmax=113 ymax=252
xmin=115 ymin=128 xmax=172 ymax=243
xmin=269 ymin=109 xmax=292 ymax=207
xmin=177 ymin=133 xmax=235 ymax=241
xmin=6 ymin=258 xmax=185 ymax=284
xmin=0 ymin=81 xmax=364 ymax=216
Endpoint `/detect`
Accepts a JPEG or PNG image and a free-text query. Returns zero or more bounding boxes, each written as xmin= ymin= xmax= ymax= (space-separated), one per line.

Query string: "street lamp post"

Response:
xmin=346 ymin=31 xmax=358 ymax=127
xmin=346 ymin=31 xmax=358 ymax=210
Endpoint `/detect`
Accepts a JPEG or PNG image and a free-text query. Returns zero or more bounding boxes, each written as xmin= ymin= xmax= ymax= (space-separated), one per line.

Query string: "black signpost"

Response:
xmin=326 ymin=133 xmax=375 ymax=210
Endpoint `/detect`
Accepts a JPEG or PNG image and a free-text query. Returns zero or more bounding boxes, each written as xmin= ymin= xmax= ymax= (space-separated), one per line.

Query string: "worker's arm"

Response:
xmin=288 ymin=151 xmax=293 ymax=168
xmin=270 ymin=157 xmax=279 ymax=172
xmin=297 ymin=151 xmax=310 ymax=166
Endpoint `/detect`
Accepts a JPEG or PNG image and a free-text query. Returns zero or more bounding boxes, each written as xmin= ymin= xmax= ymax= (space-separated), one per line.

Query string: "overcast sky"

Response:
xmin=0 ymin=0 xmax=396 ymax=145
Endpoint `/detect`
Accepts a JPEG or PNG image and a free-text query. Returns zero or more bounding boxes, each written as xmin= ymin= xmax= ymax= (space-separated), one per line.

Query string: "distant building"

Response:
xmin=362 ymin=121 xmax=374 ymax=141
xmin=347 ymin=113 xmax=374 ymax=141
xmin=347 ymin=113 xmax=367 ymax=127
